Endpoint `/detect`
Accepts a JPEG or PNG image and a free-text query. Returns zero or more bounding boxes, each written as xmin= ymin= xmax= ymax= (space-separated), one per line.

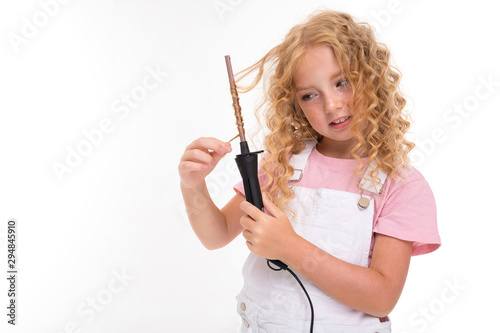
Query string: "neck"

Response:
xmin=316 ymin=138 xmax=358 ymax=159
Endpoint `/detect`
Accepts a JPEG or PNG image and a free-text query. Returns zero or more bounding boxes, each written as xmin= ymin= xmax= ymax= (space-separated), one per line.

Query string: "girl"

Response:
xmin=179 ymin=10 xmax=440 ymax=332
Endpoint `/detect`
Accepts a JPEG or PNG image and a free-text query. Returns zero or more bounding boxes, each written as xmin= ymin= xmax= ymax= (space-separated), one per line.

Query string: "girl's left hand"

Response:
xmin=239 ymin=195 xmax=298 ymax=260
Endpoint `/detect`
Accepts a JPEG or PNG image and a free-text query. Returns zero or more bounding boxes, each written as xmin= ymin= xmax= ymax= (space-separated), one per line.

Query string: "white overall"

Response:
xmin=237 ymin=141 xmax=391 ymax=332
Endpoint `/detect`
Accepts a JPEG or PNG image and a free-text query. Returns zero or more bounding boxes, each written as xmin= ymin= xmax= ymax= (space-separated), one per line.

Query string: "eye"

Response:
xmin=336 ymin=79 xmax=349 ymax=88
xmin=301 ymin=93 xmax=315 ymax=101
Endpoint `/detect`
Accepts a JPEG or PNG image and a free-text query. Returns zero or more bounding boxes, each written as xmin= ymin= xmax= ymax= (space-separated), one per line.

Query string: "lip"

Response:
xmin=329 ymin=116 xmax=352 ymax=130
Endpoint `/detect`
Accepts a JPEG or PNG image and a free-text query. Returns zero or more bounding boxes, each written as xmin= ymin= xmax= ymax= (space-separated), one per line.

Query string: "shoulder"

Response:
xmin=385 ymin=163 xmax=432 ymax=196
xmin=379 ymin=163 xmax=436 ymax=219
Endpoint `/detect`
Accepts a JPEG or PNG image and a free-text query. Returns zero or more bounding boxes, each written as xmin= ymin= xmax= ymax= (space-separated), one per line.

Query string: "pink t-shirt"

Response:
xmin=234 ymin=147 xmax=441 ymax=256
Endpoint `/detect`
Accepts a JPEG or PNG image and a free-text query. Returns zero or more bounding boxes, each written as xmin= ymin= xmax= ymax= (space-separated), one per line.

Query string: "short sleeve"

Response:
xmin=233 ymin=180 xmax=244 ymax=195
xmin=374 ymin=177 xmax=441 ymax=256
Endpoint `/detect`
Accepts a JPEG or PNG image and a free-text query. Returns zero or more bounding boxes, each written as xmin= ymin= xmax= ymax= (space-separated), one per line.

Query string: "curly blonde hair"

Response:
xmin=236 ymin=10 xmax=414 ymax=214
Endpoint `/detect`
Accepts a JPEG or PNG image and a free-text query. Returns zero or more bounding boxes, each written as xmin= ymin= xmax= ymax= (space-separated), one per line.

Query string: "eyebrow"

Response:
xmin=294 ymin=71 xmax=344 ymax=92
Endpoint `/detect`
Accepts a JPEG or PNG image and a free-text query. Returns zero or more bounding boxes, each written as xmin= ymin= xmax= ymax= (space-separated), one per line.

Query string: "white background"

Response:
xmin=1 ymin=0 xmax=499 ymax=332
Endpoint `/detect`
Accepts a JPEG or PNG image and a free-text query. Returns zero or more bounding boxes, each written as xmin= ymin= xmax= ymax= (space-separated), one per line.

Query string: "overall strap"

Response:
xmin=359 ymin=161 xmax=388 ymax=195
xmin=289 ymin=140 xmax=317 ymax=182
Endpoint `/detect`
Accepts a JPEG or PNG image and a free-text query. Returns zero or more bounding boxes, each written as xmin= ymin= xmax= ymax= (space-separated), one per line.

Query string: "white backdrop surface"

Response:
xmin=0 ymin=0 xmax=499 ymax=332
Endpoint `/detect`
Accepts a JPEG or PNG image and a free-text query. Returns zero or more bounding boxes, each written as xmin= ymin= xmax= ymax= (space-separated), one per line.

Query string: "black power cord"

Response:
xmin=267 ymin=260 xmax=315 ymax=333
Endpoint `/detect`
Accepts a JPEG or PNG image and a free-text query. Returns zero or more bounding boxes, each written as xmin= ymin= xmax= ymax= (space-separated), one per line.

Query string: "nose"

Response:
xmin=324 ymin=90 xmax=342 ymax=113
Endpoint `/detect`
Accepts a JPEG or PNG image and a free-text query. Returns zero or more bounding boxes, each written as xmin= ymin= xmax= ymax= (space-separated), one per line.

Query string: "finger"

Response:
xmin=183 ymin=144 xmax=231 ymax=171
xmin=240 ymin=214 xmax=255 ymax=230
xmin=185 ymin=139 xmax=232 ymax=169
xmin=262 ymin=194 xmax=282 ymax=218
xmin=240 ymin=200 xmax=263 ymax=219
xmin=209 ymin=149 xmax=229 ymax=166
xmin=242 ymin=228 xmax=252 ymax=241
xmin=178 ymin=160 xmax=208 ymax=174
xmin=186 ymin=137 xmax=232 ymax=155
xmin=182 ymin=149 xmax=214 ymax=165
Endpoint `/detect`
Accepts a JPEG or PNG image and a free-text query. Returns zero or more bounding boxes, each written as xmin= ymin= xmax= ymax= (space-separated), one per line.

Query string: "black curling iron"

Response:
xmin=224 ymin=55 xmax=285 ymax=269
xmin=224 ymin=56 xmax=314 ymax=333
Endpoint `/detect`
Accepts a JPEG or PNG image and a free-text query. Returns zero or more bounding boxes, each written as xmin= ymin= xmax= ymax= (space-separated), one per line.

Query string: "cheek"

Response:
xmin=311 ymin=102 xmax=322 ymax=114
xmin=301 ymin=104 xmax=323 ymax=133
xmin=301 ymin=101 xmax=321 ymax=120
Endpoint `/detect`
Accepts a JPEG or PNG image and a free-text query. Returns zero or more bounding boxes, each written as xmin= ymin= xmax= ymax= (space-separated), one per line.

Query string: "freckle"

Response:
xmin=311 ymin=103 xmax=320 ymax=114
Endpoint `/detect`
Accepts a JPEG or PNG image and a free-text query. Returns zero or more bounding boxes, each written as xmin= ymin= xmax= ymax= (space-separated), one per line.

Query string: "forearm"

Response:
xmin=281 ymin=234 xmax=406 ymax=317
xmin=180 ymin=181 xmax=229 ymax=250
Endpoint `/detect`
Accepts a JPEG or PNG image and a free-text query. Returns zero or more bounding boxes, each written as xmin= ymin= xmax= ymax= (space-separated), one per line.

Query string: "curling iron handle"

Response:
xmin=242 ymin=178 xmax=264 ymax=211
xmin=235 ymin=151 xmax=264 ymax=211
xmin=234 ymin=151 xmax=286 ymax=269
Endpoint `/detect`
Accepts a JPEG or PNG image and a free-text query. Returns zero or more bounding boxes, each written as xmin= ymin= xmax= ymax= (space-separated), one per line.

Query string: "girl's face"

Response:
xmin=293 ymin=45 xmax=355 ymax=154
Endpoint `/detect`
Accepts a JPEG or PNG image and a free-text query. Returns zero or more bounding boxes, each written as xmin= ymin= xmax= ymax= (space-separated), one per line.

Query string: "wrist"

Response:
xmin=280 ymin=232 xmax=308 ymax=266
xmin=180 ymin=179 xmax=207 ymax=194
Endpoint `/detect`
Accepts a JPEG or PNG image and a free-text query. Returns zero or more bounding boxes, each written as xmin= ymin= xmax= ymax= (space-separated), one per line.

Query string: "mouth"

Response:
xmin=329 ymin=116 xmax=352 ymax=129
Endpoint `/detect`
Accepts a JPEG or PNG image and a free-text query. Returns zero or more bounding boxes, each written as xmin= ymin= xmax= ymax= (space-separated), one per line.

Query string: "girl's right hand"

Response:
xmin=178 ymin=137 xmax=232 ymax=189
